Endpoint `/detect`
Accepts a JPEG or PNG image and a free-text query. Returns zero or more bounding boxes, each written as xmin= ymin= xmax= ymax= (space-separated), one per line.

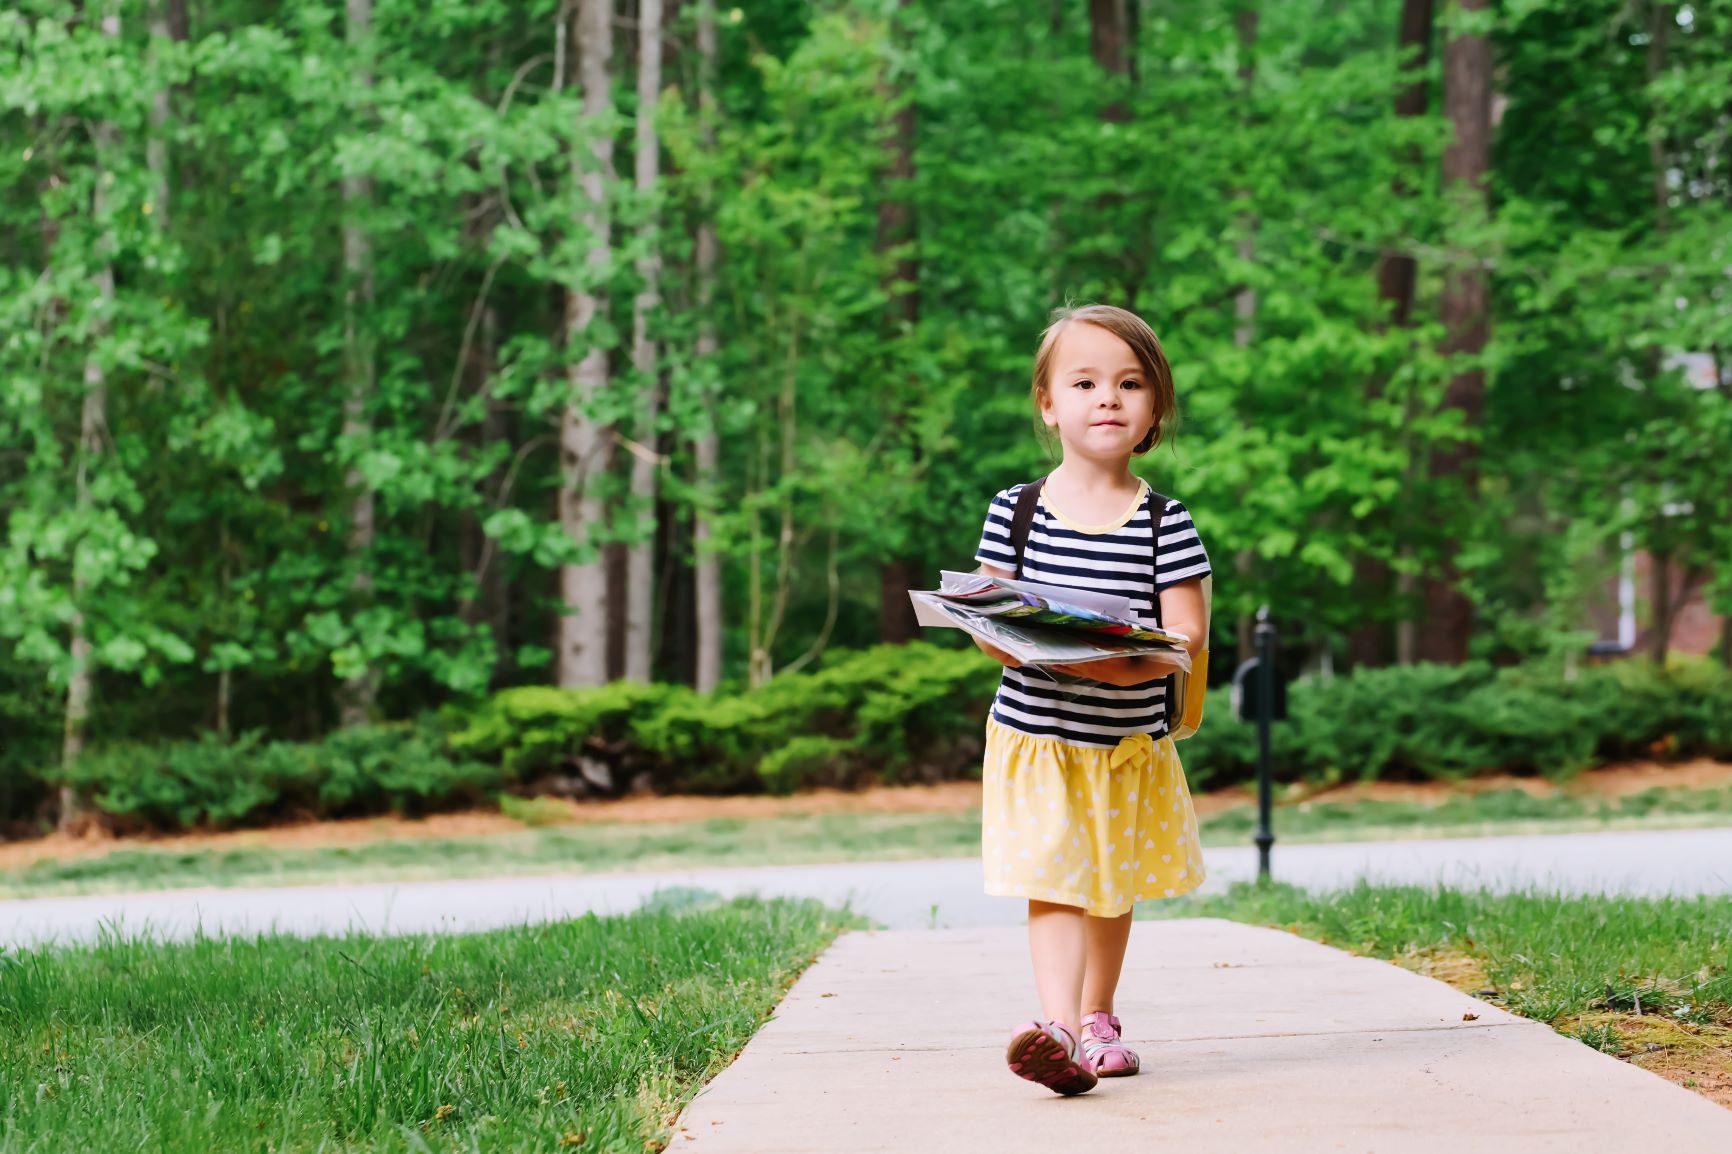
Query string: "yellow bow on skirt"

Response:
xmin=1108 ymin=731 xmax=1154 ymax=772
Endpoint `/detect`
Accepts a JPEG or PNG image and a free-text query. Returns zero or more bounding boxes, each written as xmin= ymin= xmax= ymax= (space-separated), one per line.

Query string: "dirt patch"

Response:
xmin=1385 ymin=947 xmax=1732 ymax=1111
xmin=1278 ymin=756 xmax=1732 ymax=807
xmin=0 ymin=809 xmax=536 ymax=872
xmin=1555 ymin=1010 xmax=1732 ymax=1110
xmin=1387 ymin=946 xmax=1493 ymax=993
xmin=1631 ymin=1040 xmax=1732 ymax=1109
xmin=0 ymin=782 xmax=989 ymax=872
xmin=2 ymin=757 xmax=1728 ymax=875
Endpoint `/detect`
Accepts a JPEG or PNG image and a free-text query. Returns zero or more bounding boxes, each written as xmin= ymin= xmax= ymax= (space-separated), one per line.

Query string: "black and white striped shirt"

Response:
xmin=973 ymin=480 xmax=1212 ymax=747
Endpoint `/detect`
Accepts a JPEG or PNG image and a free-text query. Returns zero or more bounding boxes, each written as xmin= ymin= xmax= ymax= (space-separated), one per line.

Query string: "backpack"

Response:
xmin=1008 ymin=476 xmax=1211 ymax=740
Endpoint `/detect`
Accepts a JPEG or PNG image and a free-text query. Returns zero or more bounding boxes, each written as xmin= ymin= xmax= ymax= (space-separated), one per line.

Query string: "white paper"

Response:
xmin=936 ymin=570 xmax=1131 ymax=616
xmin=908 ymin=594 xmax=1192 ymax=672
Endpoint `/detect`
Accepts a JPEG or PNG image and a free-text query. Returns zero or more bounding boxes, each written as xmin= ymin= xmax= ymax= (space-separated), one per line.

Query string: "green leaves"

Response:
xmin=3 ymin=0 xmax=1729 ymax=787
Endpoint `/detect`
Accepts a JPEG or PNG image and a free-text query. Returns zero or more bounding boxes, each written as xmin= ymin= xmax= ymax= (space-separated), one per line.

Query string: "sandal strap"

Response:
xmin=1081 ymin=1037 xmax=1134 ymax=1058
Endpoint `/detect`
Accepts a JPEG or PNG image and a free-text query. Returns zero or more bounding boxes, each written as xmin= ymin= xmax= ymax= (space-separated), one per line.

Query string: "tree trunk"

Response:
xmin=692 ymin=0 xmax=723 ymax=692
xmin=623 ymin=0 xmax=664 ymax=683
xmin=879 ymin=561 xmax=918 ymax=645
xmin=747 ymin=328 xmax=801 ymax=689
xmin=1646 ymin=2 xmax=1671 ymax=232
xmin=458 ymin=297 xmax=511 ymax=679
xmin=876 ymin=0 xmax=921 ymax=646
xmin=63 ymin=341 xmax=111 ymax=834
xmin=654 ymin=407 xmax=696 ymax=686
xmin=1643 ymin=3 xmax=1673 ymax=669
xmin=1417 ymin=0 xmax=1490 ymax=666
xmin=1349 ymin=0 xmax=1433 ymax=669
xmin=147 ymin=0 xmax=185 ymax=228
xmin=61 ymin=10 xmax=125 ymax=834
xmin=1089 ymin=0 xmax=1137 ymax=302
xmin=1125 ymin=0 xmax=1140 ymax=87
xmin=1232 ymin=5 xmax=1258 ymax=671
xmin=558 ymin=0 xmax=616 ymax=688
xmin=1648 ymin=550 xmax=1672 ymax=665
xmin=339 ymin=0 xmax=379 ymax=725
xmin=478 ymin=306 xmax=510 ymax=675
xmin=1089 ymin=0 xmax=1130 ymax=122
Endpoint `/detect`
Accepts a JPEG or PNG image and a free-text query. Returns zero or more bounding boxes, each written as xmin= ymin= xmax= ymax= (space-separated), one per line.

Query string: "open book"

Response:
xmin=910 ymin=570 xmax=1191 ymax=670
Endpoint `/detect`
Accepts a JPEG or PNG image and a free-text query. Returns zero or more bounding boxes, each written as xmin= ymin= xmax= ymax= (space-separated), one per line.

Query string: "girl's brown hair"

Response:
xmin=1031 ymin=304 xmax=1177 ymax=456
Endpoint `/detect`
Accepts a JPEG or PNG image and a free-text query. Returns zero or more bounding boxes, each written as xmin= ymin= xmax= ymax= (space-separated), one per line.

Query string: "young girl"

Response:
xmin=972 ymin=304 xmax=1211 ymax=1096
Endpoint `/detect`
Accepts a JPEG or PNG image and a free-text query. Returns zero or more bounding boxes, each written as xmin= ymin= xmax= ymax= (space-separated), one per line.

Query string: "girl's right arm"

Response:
xmin=973 ymin=562 xmax=1023 ymax=668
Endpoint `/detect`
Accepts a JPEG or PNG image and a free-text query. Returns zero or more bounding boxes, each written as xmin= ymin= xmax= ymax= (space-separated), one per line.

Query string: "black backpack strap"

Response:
xmin=1147 ymin=485 xmax=1181 ymax=728
xmin=1009 ymin=476 xmax=1047 ymax=579
xmin=1146 ymin=486 xmax=1171 ymax=627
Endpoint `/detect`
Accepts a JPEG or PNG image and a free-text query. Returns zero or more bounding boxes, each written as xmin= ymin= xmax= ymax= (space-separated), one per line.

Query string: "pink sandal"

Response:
xmin=1005 ymin=1019 xmax=1099 ymax=1096
xmin=1080 ymin=1011 xmax=1139 ymax=1076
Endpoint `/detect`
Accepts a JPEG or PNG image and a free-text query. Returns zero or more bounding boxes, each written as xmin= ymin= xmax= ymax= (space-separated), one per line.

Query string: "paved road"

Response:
xmin=672 ymin=920 xmax=1732 ymax=1152
xmin=3 ymin=826 xmax=1729 ymax=948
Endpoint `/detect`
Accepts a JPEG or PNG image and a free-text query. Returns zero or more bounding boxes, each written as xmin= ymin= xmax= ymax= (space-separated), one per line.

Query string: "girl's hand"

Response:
xmin=1047 ymin=656 xmax=1168 ymax=687
xmin=977 ymin=640 xmax=1023 ymax=669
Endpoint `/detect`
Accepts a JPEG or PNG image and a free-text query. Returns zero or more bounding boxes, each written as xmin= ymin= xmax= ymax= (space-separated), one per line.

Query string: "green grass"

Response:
xmin=0 ymin=811 xmax=985 ymax=899
xmin=1143 ymin=879 xmax=1732 ymax=1029
xmin=1202 ymin=782 xmax=1732 ymax=843
xmin=0 ymin=895 xmax=859 ymax=1153
xmin=3 ymin=783 xmax=1729 ymax=901
xmin=2 ymin=883 xmax=1726 ymax=1148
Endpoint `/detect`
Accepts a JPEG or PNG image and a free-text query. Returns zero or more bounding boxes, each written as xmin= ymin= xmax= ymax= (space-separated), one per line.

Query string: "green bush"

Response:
xmin=308 ymin=723 xmax=502 ymax=815
xmin=44 ymin=722 xmax=499 ymax=832
xmin=50 ymin=731 xmax=305 ymax=831
xmin=1184 ymin=656 xmax=1732 ymax=786
xmin=452 ymin=644 xmax=1000 ymax=796
xmin=0 ymin=662 xmax=61 ymax=831
xmin=34 ymin=644 xmax=1732 ymax=833
xmin=447 ymin=681 xmax=681 ymax=783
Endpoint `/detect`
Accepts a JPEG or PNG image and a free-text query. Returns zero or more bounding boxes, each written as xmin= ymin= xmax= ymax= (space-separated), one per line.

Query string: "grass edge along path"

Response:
xmin=3 ymin=782 xmax=1731 ymax=900
xmin=1145 ymin=880 xmax=1732 ymax=1110
xmin=0 ymin=895 xmax=861 ymax=1153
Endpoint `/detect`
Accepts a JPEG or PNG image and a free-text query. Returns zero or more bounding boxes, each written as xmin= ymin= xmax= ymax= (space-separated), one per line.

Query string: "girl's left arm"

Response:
xmin=1048 ymin=578 xmax=1207 ymax=686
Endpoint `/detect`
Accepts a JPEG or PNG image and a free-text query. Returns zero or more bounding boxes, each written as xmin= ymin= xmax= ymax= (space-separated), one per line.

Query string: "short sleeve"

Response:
xmin=1153 ymin=498 xmax=1211 ymax=592
xmin=974 ymin=486 xmax=1019 ymax=570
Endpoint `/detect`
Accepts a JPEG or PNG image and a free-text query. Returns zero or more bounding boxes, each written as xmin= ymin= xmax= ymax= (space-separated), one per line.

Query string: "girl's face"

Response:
xmin=1040 ymin=322 xmax=1156 ymax=463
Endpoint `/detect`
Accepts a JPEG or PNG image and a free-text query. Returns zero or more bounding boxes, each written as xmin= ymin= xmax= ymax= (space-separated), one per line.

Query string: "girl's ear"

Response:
xmin=1038 ymin=388 xmax=1058 ymax=428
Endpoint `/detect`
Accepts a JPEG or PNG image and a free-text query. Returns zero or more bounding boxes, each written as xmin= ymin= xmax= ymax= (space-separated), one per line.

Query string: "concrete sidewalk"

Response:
xmin=673 ymin=919 xmax=1732 ymax=1153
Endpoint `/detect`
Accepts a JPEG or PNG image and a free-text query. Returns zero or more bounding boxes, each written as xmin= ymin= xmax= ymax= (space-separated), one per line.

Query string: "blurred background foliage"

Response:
xmin=3 ymin=0 xmax=1728 ymax=830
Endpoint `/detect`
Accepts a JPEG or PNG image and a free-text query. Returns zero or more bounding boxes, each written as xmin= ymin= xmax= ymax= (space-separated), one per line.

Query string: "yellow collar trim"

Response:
xmin=1040 ymin=479 xmax=1148 ymax=536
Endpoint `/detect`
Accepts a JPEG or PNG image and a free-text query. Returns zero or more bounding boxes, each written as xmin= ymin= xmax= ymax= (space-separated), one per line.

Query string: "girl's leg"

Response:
xmin=1027 ymin=898 xmax=1087 ymax=1037
xmin=1080 ymin=909 xmax=1134 ymax=1016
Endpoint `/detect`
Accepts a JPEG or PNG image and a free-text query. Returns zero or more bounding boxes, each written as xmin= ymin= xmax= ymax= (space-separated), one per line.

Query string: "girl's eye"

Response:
xmin=1073 ymin=379 xmax=1094 ymax=389
xmin=1122 ymin=380 xmax=1141 ymax=389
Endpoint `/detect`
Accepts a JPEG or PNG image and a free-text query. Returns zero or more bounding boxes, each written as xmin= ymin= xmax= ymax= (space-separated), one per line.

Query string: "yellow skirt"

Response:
xmin=981 ymin=717 xmax=1205 ymax=917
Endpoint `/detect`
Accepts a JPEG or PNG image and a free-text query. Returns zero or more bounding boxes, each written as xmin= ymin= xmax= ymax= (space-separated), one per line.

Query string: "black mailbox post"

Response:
xmin=1230 ymin=606 xmax=1288 ymax=882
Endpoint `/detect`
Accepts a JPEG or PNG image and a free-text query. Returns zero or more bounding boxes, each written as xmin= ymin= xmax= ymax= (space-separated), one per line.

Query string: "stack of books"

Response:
xmin=909 ymin=571 xmax=1191 ymax=670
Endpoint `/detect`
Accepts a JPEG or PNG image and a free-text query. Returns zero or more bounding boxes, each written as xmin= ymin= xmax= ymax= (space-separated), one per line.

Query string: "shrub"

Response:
xmin=44 ymin=722 xmax=499 ymax=832
xmin=1181 ymin=656 xmax=1732 ymax=787
xmin=448 ymin=682 xmax=681 ymax=786
xmin=446 ymin=644 xmax=1000 ymax=797
xmin=0 ymin=665 xmax=61 ymax=830
xmin=478 ymin=644 xmax=1001 ymax=795
xmin=50 ymin=731 xmax=306 ymax=831
xmin=308 ymin=723 xmax=501 ymax=816
xmin=34 ymin=645 xmax=1732 ymax=833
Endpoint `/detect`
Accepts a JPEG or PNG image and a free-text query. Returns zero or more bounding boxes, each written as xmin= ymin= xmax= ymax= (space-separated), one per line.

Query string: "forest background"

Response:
xmin=4 ymin=0 xmax=1730 ymax=833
